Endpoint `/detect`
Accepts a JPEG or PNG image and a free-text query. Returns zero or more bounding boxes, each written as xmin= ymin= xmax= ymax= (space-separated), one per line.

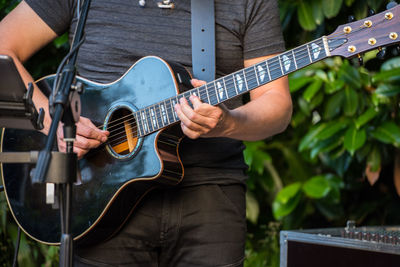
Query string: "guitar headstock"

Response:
xmin=327 ymin=4 xmax=400 ymax=58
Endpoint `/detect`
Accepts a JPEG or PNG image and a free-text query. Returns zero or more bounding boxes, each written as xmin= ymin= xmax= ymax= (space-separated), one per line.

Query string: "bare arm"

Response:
xmin=0 ymin=1 xmax=108 ymax=157
xmin=175 ymin=54 xmax=292 ymax=141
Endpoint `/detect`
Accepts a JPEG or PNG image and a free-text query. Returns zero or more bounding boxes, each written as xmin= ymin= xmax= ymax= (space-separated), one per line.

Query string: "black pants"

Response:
xmin=74 ymin=184 xmax=246 ymax=267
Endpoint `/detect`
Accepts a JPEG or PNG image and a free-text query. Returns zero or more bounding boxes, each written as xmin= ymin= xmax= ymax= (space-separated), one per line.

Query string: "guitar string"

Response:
xmin=105 ymin=41 xmax=325 ymax=137
xmin=124 ymin=19 xmax=382 ymax=137
xmin=75 ymin=18 xmax=387 ymax=153
xmin=100 ymin=38 xmax=328 ymax=134
xmin=97 ymin=21 xmax=381 ymax=148
xmin=106 ymin=41 xmax=329 ymax=147
xmin=106 ymin=42 xmax=332 ymax=147
xmin=103 ymin=20 xmax=380 ymax=135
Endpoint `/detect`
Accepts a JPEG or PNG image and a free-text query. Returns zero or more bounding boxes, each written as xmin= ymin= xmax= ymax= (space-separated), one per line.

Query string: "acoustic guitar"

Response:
xmin=1 ymin=5 xmax=400 ymax=245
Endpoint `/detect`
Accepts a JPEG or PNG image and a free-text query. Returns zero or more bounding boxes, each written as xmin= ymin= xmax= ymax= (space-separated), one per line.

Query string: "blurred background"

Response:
xmin=1 ymin=0 xmax=400 ymax=266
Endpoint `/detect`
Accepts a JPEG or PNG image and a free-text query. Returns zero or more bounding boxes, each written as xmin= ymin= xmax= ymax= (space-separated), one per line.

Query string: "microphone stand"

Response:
xmin=32 ymin=1 xmax=91 ymax=266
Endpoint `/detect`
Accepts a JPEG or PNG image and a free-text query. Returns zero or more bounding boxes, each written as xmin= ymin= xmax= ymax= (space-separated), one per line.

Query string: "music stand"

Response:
xmin=0 ymin=54 xmax=44 ymax=130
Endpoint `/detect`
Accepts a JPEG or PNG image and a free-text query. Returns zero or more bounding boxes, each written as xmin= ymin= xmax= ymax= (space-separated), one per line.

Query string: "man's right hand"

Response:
xmin=57 ymin=116 xmax=109 ymax=159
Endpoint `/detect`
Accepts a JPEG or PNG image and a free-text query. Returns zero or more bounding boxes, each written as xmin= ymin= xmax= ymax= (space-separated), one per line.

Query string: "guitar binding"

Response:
xmin=104 ymin=102 xmax=143 ymax=160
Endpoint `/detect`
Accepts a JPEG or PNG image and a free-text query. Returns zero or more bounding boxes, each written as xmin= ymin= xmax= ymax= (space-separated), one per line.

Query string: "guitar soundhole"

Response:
xmin=105 ymin=107 xmax=139 ymax=158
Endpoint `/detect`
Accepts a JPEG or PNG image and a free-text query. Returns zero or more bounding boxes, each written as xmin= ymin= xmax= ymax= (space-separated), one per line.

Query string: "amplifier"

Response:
xmin=280 ymin=222 xmax=400 ymax=267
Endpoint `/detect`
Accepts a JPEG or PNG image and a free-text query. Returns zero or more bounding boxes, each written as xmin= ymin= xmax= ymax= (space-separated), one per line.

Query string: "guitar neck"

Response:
xmin=135 ymin=37 xmax=330 ymax=137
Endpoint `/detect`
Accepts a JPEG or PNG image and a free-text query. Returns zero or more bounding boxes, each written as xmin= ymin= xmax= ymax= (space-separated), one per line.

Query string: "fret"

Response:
xmin=135 ymin=112 xmax=143 ymax=137
xmin=226 ymin=74 xmax=237 ymax=99
xmin=196 ymin=87 xmax=205 ymax=103
xmin=171 ymin=98 xmax=179 ymax=122
xmin=253 ymin=65 xmax=260 ymax=86
xmin=160 ymin=101 xmax=169 ymax=125
xmin=203 ymin=84 xmax=210 ymax=104
xmin=140 ymin=109 xmax=149 ymax=134
xmin=265 ymin=60 xmax=272 ymax=81
xmin=268 ymin=57 xmax=283 ymax=80
xmin=278 ymin=56 xmax=284 ymax=75
xmin=232 ymin=73 xmax=239 ymax=95
xmin=244 ymin=67 xmax=258 ymax=90
xmin=215 ymin=79 xmax=227 ymax=102
xmin=165 ymin=98 xmax=176 ymax=124
xmin=280 ymin=51 xmax=296 ymax=75
xmin=306 ymin=43 xmax=313 ymax=62
xmin=145 ymin=108 xmax=154 ymax=132
xmin=294 ymin=45 xmax=311 ymax=69
xmin=207 ymin=82 xmax=219 ymax=105
xmin=154 ymin=104 xmax=163 ymax=129
xmin=291 ymin=50 xmax=298 ymax=69
xmin=242 ymin=70 xmax=249 ymax=91
xmin=255 ymin=62 xmax=270 ymax=85
xmin=149 ymin=106 xmax=158 ymax=130
xmin=222 ymin=77 xmax=229 ymax=99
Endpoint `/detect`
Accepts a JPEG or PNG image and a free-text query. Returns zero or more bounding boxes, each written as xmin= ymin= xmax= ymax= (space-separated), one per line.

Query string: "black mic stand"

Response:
xmin=32 ymin=1 xmax=91 ymax=266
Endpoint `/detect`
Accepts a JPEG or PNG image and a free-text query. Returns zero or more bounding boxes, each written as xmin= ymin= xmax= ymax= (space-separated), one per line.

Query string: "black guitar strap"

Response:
xmin=191 ymin=0 xmax=215 ymax=82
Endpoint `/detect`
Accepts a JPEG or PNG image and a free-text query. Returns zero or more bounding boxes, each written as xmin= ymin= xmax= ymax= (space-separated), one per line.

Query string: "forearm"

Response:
xmin=224 ymin=88 xmax=292 ymax=141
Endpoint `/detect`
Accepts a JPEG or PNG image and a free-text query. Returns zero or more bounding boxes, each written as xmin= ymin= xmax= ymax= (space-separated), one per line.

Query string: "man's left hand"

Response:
xmin=174 ymin=79 xmax=233 ymax=139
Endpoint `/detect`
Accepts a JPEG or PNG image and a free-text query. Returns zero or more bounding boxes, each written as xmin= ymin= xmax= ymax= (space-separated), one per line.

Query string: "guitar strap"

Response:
xmin=191 ymin=0 xmax=215 ymax=82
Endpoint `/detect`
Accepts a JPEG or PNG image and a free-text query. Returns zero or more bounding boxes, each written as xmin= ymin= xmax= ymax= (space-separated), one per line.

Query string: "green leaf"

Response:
xmin=324 ymin=90 xmax=344 ymax=119
xmin=343 ymin=87 xmax=358 ymax=116
xmin=310 ymin=135 xmax=343 ymax=159
xmin=315 ymin=121 xmax=348 ymax=140
xmin=53 ymin=33 xmax=69 ymax=48
xmin=289 ymin=76 xmax=313 ymax=93
xmin=273 ymin=182 xmax=302 ymax=219
xmin=381 ymin=57 xmax=400 ymax=71
xmin=323 ymin=0 xmax=343 ymax=18
xmin=312 ymin=0 xmax=324 ymax=25
xmin=303 ymin=79 xmax=323 ymax=102
xmin=375 ymin=84 xmax=400 ymax=97
xmin=244 ymin=141 xmax=271 ymax=175
xmin=355 ymin=108 xmax=378 ymax=129
xmin=246 ymin=192 xmax=260 ymax=224
xmin=367 ymin=145 xmax=381 ymax=172
xmin=344 ymin=126 xmax=366 ymax=156
xmin=372 ymin=68 xmax=400 ymax=83
xmin=303 ymin=176 xmax=331 ymax=199
xmin=299 ymin=123 xmax=329 ymax=151
xmin=339 ymin=63 xmax=362 ymax=89
xmin=297 ymin=1 xmax=317 ymax=31
xmin=325 ymin=79 xmax=345 ymax=94
xmin=345 ymin=0 xmax=356 ymax=6
xmin=370 ymin=121 xmax=400 ymax=147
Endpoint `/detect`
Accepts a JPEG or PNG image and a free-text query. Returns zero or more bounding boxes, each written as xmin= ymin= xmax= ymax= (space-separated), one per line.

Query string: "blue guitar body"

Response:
xmin=1 ymin=56 xmax=191 ymax=245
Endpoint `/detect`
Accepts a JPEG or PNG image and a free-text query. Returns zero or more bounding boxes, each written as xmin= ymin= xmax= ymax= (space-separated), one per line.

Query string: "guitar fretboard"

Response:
xmin=135 ymin=37 xmax=328 ymax=137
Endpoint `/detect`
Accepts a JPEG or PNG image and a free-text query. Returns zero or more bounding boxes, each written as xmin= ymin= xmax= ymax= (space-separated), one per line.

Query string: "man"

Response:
xmin=0 ymin=0 xmax=292 ymax=266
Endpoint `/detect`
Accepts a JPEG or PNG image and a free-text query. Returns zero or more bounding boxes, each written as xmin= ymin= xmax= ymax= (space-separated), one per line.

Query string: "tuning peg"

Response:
xmin=348 ymin=15 xmax=356 ymax=23
xmin=387 ymin=1 xmax=398 ymax=10
xmin=368 ymin=7 xmax=375 ymax=16
xmin=357 ymin=54 xmax=364 ymax=66
xmin=377 ymin=47 xmax=387 ymax=60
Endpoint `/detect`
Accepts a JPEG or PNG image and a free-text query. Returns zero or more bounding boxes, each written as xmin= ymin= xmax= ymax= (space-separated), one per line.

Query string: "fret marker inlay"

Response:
xmin=217 ymin=81 xmax=224 ymax=100
xmin=257 ymin=65 xmax=266 ymax=82
xmin=235 ymin=74 xmax=243 ymax=91
xmin=282 ymin=55 xmax=291 ymax=72
xmin=311 ymin=43 xmax=321 ymax=59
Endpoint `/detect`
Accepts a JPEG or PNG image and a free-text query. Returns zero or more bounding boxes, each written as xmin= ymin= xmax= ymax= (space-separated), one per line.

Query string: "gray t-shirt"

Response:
xmin=25 ymin=0 xmax=285 ymax=185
